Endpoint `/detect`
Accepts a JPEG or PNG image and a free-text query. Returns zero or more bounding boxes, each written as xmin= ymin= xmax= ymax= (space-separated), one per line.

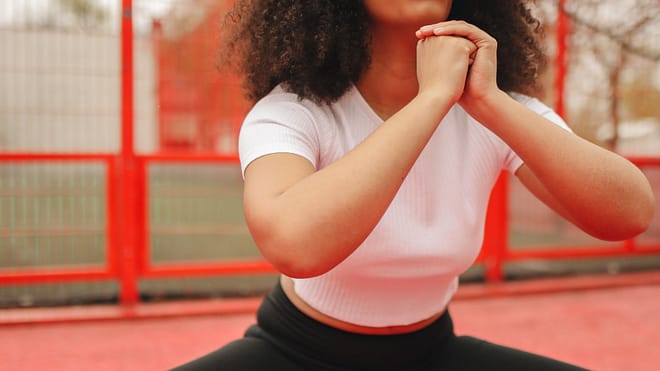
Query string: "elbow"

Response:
xmin=588 ymin=157 xmax=657 ymax=241
xmin=272 ymin=257 xmax=330 ymax=279
xmin=245 ymin=203 xmax=362 ymax=278
xmin=617 ymin=164 xmax=657 ymax=239
xmin=624 ymin=190 xmax=656 ymax=239
xmin=590 ymin=190 xmax=655 ymax=241
xmin=593 ymin=218 xmax=652 ymax=242
xmin=261 ymin=238 xmax=333 ymax=279
xmin=250 ymin=223 xmax=335 ymax=279
xmin=624 ymin=180 xmax=656 ymax=239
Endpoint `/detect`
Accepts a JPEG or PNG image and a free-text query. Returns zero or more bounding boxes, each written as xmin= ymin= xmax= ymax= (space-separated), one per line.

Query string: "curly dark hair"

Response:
xmin=220 ymin=0 xmax=546 ymax=104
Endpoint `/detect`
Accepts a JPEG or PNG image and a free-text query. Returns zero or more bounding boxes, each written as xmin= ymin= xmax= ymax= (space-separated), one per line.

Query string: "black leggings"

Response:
xmin=173 ymin=283 xmax=588 ymax=371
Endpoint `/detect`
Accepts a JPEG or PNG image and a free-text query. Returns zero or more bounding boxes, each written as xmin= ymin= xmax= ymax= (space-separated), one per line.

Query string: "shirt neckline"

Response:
xmin=348 ymin=84 xmax=386 ymax=126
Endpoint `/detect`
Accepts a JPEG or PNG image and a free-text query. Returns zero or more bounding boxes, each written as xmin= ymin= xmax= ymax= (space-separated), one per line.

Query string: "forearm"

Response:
xmin=466 ymin=91 xmax=655 ymax=240
xmin=251 ymin=92 xmax=455 ymax=277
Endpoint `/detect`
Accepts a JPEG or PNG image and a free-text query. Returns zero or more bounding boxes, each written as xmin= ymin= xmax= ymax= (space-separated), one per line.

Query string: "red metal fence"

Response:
xmin=1 ymin=0 xmax=659 ymax=314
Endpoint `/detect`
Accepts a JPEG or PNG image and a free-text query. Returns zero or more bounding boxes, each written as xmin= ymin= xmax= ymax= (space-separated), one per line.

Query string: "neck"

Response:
xmin=357 ymin=23 xmax=420 ymax=120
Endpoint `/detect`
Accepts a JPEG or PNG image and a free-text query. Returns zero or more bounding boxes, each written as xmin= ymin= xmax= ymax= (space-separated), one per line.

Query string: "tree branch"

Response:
xmin=543 ymin=0 xmax=660 ymax=61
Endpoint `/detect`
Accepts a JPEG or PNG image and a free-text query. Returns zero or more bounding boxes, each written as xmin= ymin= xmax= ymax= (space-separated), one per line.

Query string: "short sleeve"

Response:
xmin=238 ymin=91 xmax=320 ymax=177
xmin=503 ymin=93 xmax=573 ymax=174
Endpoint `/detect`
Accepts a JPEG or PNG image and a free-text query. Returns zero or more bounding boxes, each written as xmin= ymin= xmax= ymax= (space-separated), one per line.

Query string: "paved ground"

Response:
xmin=2 ymin=274 xmax=660 ymax=371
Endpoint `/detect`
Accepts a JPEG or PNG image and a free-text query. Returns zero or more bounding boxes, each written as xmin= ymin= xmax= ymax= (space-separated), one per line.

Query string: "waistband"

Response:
xmin=247 ymin=282 xmax=456 ymax=370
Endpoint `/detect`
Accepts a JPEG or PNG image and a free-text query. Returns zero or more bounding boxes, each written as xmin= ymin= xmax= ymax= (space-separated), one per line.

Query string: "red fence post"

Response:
xmin=119 ymin=0 xmax=139 ymax=305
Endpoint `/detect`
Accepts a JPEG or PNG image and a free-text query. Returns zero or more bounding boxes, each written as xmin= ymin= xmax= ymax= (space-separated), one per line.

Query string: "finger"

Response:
xmin=417 ymin=22 xmax=447 ymax=38
xmin=428 ymin=21 xmax=495 ymax=47
xmin=417 ymin=21 xmax=470 ymax=38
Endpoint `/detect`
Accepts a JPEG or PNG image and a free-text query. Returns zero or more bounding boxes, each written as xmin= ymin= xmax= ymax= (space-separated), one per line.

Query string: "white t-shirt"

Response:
xmin=239 ymin=85 xmax=570 ymax=327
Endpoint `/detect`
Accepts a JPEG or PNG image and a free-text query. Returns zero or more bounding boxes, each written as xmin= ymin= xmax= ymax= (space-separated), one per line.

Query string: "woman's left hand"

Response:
xmin=416 ymin=21 xmax=500 ymax=109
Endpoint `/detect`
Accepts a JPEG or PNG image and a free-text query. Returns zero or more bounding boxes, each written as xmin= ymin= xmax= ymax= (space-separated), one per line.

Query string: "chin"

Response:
xmin=366 ymin=0 xmax=452 ymax=26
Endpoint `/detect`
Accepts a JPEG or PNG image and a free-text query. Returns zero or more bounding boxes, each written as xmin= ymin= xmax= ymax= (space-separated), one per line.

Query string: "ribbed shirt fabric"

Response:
xmin=238 ymin=85 xmax=571 ymax=327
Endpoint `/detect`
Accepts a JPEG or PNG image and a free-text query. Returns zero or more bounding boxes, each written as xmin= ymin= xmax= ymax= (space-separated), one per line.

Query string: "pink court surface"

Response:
xmin=2 ymin=271 xmax=660 ymax=371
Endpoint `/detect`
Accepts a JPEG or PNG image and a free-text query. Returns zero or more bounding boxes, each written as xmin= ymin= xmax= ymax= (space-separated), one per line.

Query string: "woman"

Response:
xmin=175 ymin=0 xmax=654 ymax=370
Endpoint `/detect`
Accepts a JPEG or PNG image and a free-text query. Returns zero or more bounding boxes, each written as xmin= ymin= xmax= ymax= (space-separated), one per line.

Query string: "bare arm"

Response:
xmin=420 ymin=21 xmax=655 ymax=241
xmin=243 ymin=36 xmax=477 ymax=278
xmin=485 ymin=94 xmax=654 ymax=241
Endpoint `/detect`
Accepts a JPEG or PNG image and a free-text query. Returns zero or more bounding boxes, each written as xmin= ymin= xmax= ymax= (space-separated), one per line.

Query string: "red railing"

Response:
xmin=1 ymin=0 xmax=659 ymax=314
xmin=480 ymin=158 xmax=660 ymax=282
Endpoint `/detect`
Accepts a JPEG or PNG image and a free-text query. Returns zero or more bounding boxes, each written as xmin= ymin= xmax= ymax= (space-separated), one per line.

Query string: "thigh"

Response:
xmin=170 ymin=337 xmax=307 ymax=371
xmin=428 ymin=335 xmax=589 ymax=371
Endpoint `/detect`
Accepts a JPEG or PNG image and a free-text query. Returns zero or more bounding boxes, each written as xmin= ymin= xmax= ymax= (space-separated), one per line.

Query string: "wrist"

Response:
xmin=415 ymin=89 xmax=458 ymax=116
xmin=461 ymin=88 xmax=510 ymax=125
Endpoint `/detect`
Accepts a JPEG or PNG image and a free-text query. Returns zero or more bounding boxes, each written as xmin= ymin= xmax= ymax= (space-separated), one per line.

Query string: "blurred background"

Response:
xmin=0 ymin=0 xmax=659 ymax=315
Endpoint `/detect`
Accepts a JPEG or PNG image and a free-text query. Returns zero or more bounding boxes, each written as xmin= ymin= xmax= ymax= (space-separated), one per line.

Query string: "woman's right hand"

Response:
xmin=416 ymin=35 xmax=476 ymax=104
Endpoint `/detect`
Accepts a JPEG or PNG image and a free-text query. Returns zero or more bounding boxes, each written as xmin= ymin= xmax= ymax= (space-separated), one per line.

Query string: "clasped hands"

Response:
xmin=415 ymin=21 xmax=500 ymax=107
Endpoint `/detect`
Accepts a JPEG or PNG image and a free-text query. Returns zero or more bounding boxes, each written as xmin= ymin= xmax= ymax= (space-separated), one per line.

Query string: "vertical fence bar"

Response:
xmin=119 ymin=0 xmax=139 ymax=304
xmin=555 ymin=0 xmax=569 ymax=119
xmin=136 ymin=157 xmax=149 ymax=275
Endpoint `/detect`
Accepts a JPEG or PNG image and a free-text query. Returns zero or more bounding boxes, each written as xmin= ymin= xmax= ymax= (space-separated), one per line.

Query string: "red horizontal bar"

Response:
xmin=455 ymin=270 xmax=660 ymax=300
xmin=0 ymin=296 xmax=264 ymax=326
xmin=0 ymin=153 xmax=115 ymax=161
xmin=138 ymin=153 xmax=239 ymax=163
xmin=627 ymin=156 xmax=660 ymax=166
xmin=5 ymin=271 xmax=660 ymax=326
xmin=507 ymin=245 xmax=660 ymax=261
xmin=0 ymin=267 xmax=115 ymax=286
xmin=142 ymin=260 xmax=276 ymax=278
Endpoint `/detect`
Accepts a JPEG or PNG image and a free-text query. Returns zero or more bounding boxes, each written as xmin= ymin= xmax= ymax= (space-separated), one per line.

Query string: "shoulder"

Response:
xmin=245 ymin=85 xmax=337 ymax=127
xmin=238 ymin=85 xmax=350 ymax=174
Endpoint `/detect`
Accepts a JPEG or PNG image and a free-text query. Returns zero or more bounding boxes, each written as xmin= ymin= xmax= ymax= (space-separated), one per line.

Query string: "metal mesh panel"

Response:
xmin=0 ymin=0 xmax=121 ymax=153
xmin=0 ymin=282 xmax=118 ymax=308
xmin=0 ymin=162 xmax=107 ymax=268
xmin=508 ymin=166 xmax=660 ymax=249
xmin=0 ymin=161 xmax=115 ymax=308
xmin=140 ymin=275 xmax=278 ymax=301
xmin=141 ymin=162 xmax=266 ymax=299
xmin=148 ymin=163 xmax=258 ymax=264
xmin=0 ymin=0 xmax=121 ymax=308
xmin=507 ymin=174 xmax=619 ymax=250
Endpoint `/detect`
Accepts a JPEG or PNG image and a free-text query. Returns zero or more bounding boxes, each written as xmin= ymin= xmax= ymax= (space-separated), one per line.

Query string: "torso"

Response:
xmin=239 ymin=86 xmax=560 ymax=328
xmin=280 ymin=276 xmax=444 ymax=335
